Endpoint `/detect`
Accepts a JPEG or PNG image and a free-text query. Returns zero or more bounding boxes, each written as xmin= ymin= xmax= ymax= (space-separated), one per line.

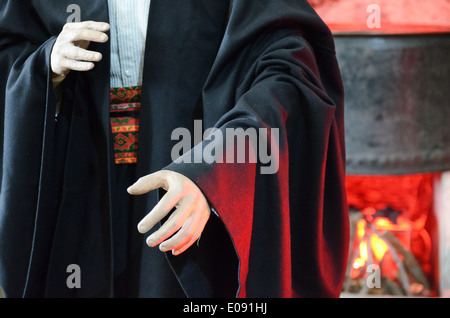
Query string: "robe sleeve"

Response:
xmin=164 ymin=26 xmax=349 ymax=298
xmin=0 ymin=1 xmax=60 ymax=297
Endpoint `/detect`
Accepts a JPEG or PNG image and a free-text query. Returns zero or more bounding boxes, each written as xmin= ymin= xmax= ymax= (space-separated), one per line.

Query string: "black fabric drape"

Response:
xmin=0 ymin=0 xmax=349 ymax=298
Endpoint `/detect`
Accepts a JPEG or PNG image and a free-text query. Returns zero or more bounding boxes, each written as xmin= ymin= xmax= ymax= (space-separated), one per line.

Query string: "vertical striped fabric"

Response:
xmin=108 ymin=0 xmax=151 ymax=88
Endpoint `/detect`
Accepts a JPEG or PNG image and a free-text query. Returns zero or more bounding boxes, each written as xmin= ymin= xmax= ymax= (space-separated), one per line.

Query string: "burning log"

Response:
xmin=344 ymin=208 xmax=432 ymax=297
xmin=381 ymin=231 xmax=431 ymax=293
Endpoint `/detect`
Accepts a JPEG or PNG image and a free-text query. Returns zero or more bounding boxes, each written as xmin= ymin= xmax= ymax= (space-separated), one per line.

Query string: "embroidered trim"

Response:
xmin=110 ymin=86 xmax=142 ymax=164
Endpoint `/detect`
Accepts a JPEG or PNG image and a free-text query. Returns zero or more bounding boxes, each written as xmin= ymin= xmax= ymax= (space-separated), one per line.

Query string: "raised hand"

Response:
xmin=50 ymin=21 xmax=110 ymax=77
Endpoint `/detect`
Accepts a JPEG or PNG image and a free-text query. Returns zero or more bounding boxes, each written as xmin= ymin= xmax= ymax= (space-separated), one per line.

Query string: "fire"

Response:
xmin=349 ymin=209 xmax=412 ymax=280
xmin=353 ymin=257 xmax=365 ymax=270
xmin=370 ymin=234 xmax=388 ymax=261
xmin=359 ymin=240 xmax=368 ymax=261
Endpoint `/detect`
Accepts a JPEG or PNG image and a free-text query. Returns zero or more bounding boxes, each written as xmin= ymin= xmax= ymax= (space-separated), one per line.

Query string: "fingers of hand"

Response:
xmin=64 ymin=46 xmax=102 ymax=62
xmin=58 ymin=28 xmax=107 ymax=60
xmin=137 ymin=190 xmax=182 ymax=234
xmin=128 ymin=171 xmax=171 ymax=196
xmin=132 ymin=170 xmax=211 ymax=255
xmin=145 ymin=200 xmax=193 ymax=248
xmin=68 ymin=28 xmax=109 ymax=44
xmin=51 ymin=21 xmax=109 ymax=75
xmin=63 ymin=20 xmax=110 ymax=33
xmin=59 ymin=57 xmax=95 ymax=72
xmin=147 ymin=195 xmax=210 ymax=255
xmin=160 ymin=209 xmax=210 ymax=256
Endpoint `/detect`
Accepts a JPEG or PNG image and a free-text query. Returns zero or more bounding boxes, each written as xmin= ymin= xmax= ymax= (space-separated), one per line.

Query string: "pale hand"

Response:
xmin=128 ymin=170 xmax=211 ymax=256
xmin=50 ymin=21 xmax=110 ymax=77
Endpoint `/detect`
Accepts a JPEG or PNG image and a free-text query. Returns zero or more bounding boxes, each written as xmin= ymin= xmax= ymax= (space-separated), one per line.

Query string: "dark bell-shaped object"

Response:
xmin=333 ymin=25 xmax=450 ymax=175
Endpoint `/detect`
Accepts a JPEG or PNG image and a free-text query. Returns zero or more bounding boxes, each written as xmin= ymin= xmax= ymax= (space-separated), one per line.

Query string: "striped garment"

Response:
xmin=108 ymin=0 xmax=150 ymax=164
xmin=108 ymin=0 xmax=151 ymax=88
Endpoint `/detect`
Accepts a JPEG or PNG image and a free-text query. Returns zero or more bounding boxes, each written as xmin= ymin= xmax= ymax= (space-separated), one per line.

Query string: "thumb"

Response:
xmin=127 ymin=170 xmax=170 ymax=195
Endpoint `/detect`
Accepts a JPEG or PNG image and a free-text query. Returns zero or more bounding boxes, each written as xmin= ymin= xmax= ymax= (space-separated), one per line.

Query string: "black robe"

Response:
xmin=0 ymin=0 xmax=349 ymax=298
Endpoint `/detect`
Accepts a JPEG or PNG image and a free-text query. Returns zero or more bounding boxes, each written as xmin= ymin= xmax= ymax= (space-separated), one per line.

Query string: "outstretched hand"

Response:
xmin=128 ymin=170 xmax=211 ymax=256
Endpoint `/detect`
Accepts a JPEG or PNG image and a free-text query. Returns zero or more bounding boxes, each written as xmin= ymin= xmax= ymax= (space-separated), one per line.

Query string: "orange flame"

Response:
xmin=351 ymin=213 xmax=406 ymax=279
xmin=371 ymin=234 xmax=388 ymax=261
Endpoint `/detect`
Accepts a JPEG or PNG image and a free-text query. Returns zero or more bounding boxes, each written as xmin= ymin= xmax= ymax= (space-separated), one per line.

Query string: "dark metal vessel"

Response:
xmin=334 ymin=27 xmax=450 ymax=175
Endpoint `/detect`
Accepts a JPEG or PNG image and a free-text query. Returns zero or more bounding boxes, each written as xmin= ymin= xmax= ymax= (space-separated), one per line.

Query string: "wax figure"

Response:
xmin=0 ymin=0 xmax=349 ymax=298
